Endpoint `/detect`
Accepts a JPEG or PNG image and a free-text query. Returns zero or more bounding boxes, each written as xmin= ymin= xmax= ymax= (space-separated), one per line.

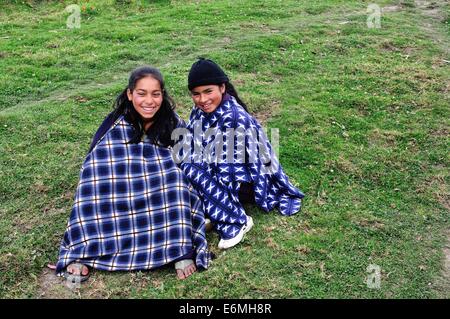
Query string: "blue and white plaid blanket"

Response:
xmin=56 ymin=116 xmax=211 ymax=273
xmin=175 ymin=94 xmax=304 ymax=240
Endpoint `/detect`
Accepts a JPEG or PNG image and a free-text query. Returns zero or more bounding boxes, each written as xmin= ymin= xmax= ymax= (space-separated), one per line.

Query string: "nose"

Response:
xmin=199 ymin=93 xmax=207 ymax=104
xmin=145 ymin=94 xmax=155 ymax=105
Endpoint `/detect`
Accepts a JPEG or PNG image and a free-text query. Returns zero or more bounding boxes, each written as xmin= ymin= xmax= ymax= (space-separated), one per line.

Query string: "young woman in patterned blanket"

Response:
xmin=175 ymin=58 xmax=305 ymax=250
xmin=50 ymin=66 xmax=212 ymax=283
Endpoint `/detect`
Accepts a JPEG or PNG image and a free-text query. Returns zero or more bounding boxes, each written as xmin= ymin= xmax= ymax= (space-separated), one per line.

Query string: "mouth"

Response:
xmin=141 ymin=106 xmax=157 ymax=113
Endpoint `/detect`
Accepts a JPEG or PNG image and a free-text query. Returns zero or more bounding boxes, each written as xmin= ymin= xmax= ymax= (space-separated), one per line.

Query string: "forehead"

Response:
xmin=134 ymin=76 xmax=161 ymax=91
xmin=191 ymin=84 xmax=221 ymax=93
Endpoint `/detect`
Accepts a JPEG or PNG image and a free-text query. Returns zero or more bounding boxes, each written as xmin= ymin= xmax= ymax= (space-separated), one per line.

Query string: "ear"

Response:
xmin=126 ymin=89 xmax=132 ymax=101
xmin=220 ymin=84 xmax=226 ymax=94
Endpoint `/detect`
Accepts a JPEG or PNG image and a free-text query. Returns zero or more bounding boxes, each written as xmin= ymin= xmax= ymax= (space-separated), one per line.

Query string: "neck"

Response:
xmin=222 ymin=93 xmax=232 ymax=102
xmin=143 ymin=120 xmax=153 ymax=131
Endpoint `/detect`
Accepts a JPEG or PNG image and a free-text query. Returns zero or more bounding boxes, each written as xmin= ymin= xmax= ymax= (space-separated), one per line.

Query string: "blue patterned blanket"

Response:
xmin=173 ymin=94 xmax=304 ymax=240
xmin=56 ymin=116 xmax=211 ymax=273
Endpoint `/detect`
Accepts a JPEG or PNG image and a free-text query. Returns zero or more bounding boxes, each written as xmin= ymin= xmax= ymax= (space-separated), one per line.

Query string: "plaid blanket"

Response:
xmin=176 ymin=94 xmax=304 ymax=240
xmin=56 ymin=116 xmax=211 ymax=274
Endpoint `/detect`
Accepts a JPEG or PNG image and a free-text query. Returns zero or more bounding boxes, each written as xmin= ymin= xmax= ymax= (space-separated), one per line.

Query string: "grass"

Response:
xmin=0 ymin=0 xmax=449 ymax=298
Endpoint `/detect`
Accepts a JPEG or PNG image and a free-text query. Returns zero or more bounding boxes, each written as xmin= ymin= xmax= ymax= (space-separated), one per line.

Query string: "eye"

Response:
xmin=152 ymin=92 xmax=162 ymax=98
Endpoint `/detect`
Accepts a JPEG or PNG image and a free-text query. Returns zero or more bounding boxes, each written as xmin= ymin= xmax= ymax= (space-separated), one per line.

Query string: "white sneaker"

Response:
xmin=218 ymin=216 xmax=254 ymax=250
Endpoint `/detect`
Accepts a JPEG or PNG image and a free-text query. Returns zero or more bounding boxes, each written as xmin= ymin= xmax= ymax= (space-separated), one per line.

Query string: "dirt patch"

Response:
xmin=414 ymin=0 xmax=450 ymax=54
xmin=441 ymin=81 xmax=450 ymax=94
xmin=253 ymin=100 xmax=281 ymax=125
xmin=431 ymin=55 xmax=450 ymax=69
xmin=334 ymin=156 xmax=362 ymax=175
xmin=37 ymin=268 xmax=79 ymax=299
xmin=403 ymin=46 xmax=416 ymax=56
xmin=264 ymin=237 xmax=280 ymax=249
xmin=415 ymin=0 xmax=446 ymax=20
xmin=355 ymin=218 xmax=385 ymax=230
xmin=368 ymin=128 xmax=401 ymax=148
xmin=379 ymin=42 xmax=417 ymax=56
xmin=38 ymin=267 xmax=111 ymax=299
xmin=430 ymin=127 xmax=449 ymax=138
xmin=74 ymin=96 xmax=89 ymax=103
xmin=221 ymin=37 xmax=232 ymax=45
xmin=382 ymin=5 xmax=402 ymax=13
xmin=380 ymin=41 xmax=401 ymax=52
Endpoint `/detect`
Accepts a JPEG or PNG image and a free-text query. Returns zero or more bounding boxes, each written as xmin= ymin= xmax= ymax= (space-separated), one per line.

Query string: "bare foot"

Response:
xmin=176 ymin=263 xmax=197 ymax=280
xmin=66 ymin=263 xmax=89 ymax=276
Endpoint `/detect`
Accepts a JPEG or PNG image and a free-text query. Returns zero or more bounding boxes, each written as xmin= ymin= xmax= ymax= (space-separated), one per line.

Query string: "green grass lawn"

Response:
xmin=0 ymin=0 xmax=449 ymax=298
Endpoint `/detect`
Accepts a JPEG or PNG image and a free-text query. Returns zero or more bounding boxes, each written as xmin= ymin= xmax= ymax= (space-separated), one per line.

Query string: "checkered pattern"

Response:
xmin=177 ymin=94 xmax=305 ymax=240
xmin=56 ymin=116 xmax=211 ymax=274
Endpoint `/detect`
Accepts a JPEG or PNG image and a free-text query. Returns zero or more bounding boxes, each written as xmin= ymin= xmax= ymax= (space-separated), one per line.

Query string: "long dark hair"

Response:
xmin=224 ymin=81 xmax=249 ymax=113
xmin=112 ymin=66 xmax=178 ymax=147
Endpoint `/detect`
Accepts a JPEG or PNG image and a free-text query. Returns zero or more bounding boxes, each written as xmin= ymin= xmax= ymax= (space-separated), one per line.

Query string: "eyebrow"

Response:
xmin=192 ymin=88 xmax=213 ymax=94
xmin=136 ymin=89 xmax=162 ymax=93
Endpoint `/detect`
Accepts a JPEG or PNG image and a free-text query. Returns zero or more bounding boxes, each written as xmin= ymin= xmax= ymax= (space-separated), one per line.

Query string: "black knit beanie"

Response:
xmin=188 ymin=58 xmax=229 ymax=91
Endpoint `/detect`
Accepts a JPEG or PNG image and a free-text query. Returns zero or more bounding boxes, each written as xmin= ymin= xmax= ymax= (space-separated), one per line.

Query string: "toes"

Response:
xmin=81 ymin=266 xmax=89 ymax=276
xmin=67 ymin=264 xmax=87 ymax=276
xmin=176 ymin=269 xmax=186 ymax=280
xmin=67 ymin=265 xmax=79 ymax=275
xmin=176 ymin=262 xmax=197 ymax=279
xmin=185 ymin=265 xmax=197 ymax=278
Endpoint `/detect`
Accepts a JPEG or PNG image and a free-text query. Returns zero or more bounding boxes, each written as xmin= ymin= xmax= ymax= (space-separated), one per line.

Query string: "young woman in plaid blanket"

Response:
xmin=175 ymin=58 xmax=305 ymax=250
xmin=51 ymin=66 xmax=212 ymax=282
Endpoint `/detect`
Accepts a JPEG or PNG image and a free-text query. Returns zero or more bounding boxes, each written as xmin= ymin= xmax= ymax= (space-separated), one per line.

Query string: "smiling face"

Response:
xmin=190 ymin=84 xmax=225 ymax=114
xmin=127 ymin=76 xmax=163 ymax=127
